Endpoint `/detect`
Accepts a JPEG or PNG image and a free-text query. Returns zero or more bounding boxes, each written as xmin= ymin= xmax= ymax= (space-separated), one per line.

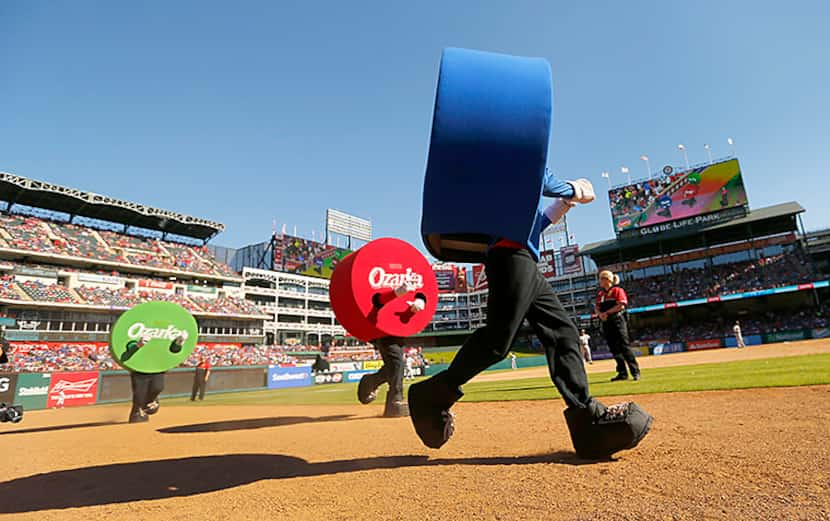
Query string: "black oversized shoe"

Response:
xmin=564 ymin=402 xmax=653 ymax=460
xmin=143 ymin=400 xmax=160 ymax=415
xmin=383 ymin=388 xmax=409 ymax=417
xmin=383 ymin=400 xmax=410 ymax=418
xmin=610 ymin=373 xmax=628 ymax=382
xmin=129 ymin=410 xmax=149 ymax=423
xmin=408 ymin=371 xmax=463 ymax=449
xmin=357 ymin=374 xmax=381 ymax=404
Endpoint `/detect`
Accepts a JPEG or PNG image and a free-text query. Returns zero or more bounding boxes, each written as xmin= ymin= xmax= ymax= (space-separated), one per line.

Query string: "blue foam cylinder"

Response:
xmin=421 ymin=47 xmax=553 ymax=262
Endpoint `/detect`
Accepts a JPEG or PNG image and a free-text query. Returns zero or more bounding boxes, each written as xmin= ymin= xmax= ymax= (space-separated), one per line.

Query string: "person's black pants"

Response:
xmin=367 ymin=340 xmax=404 ymax=404
xmin=602 ymin=314 xmax=640 ymax=377
xmin=130 ymin=372 xmax=165 ymax=417
xmin=192 ymin=369 xmax=208 ymax=401
xmin=445 ymin=248 xmax=597 ymax=412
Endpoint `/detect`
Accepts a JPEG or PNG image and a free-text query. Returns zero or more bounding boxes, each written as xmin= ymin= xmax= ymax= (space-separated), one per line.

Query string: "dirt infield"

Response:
xmin=2 ymin=345 xmax=829 ymax=520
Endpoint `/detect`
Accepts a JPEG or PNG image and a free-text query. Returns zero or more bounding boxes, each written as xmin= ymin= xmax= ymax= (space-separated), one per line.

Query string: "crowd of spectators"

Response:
xmin=0 ymin=273 xmax=21 ymax=300
xmin=0 ymin=262 xmax=263 ymax=316
xmin=0 ymin=215 xmax=60 ymax=254
xmin=0 ymin=213 xmax=237 ymax=278
xmin=623 ymin=250 xmax=817 ymax=307
xmin=52 ymin=222 xmax=122 ymax=262
xmin=585 ymin=308 xmax=830 ymax=354
xmin=183 ymin=344 xmax=300 ymax=367
xmin=0 ymin=342 xmax=387 ymax=372
xmin=189 ymin=295 xmax=262 ymax=316
xmin=76 ymin=286 xmax=141 ymax=308
xmin=18 ymin=280 xmax=77 ymax=304
xmin=2 ymin=343 xmax=119 ymax=373
xmin=609 ymin=175 xmax=680 ymax=221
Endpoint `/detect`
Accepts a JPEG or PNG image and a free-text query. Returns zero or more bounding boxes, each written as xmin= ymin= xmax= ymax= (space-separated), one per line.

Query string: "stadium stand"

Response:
xmin=75 ymin=285 xmax=140 ymax=308
xmin=0 ymin=214 xmax=60 ymax=253
xmin=18 ymin=280 xmax=77 ymax=304
xmin=0 ymin=273 xmax=23 ymax=300
xmin=52 ymin=222 xmax=124 ymax=262
xmin=623 ymin=249 xmax=815 ymax=307
xmin=0 ymin=213 xmax=238 ymax=279
xmin=584 ymin=307 xmax=830 ymax=356
xmin=5 ymin=343 xmax=119 ymax=373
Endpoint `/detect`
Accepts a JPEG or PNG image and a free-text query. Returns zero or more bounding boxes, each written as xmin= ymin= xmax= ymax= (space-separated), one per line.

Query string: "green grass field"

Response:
xmin=424 ymin=349 xmax=537 ymax=365
xmin=163 ymin=353 xmax=830 ymax=408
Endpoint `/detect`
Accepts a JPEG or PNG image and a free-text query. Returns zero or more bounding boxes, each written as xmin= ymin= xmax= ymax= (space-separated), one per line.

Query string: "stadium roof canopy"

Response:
xmin=582 ymin=202 xmax=805 ymax=266
xmin=0 ymin=172 xmax=224 ymax=240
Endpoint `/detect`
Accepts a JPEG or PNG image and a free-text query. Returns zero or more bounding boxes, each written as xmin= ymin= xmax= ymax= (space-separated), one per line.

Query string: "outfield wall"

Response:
xmin=2 ymin=327 xmax=826 ymax=411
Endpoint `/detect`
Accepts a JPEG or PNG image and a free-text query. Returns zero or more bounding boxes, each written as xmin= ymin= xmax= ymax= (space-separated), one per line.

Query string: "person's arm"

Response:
xmin=604 ymin=288 xmax=629 ymax=316
xmin=542 ymin=171 xmax=575 ymax=198
xmin=603 ymin=303 xmax=626 ymax=315
xmin=542 ymin=171 xmax=595 ymax=203
xmin=539 ymin=199 xmax=576 ymax=231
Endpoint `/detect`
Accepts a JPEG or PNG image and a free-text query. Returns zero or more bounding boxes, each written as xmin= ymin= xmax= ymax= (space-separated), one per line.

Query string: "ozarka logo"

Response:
xmin=127 ymin=322 xmax=189 ymax=341
xmin=367 ymin=267 xmax=424 ymax=290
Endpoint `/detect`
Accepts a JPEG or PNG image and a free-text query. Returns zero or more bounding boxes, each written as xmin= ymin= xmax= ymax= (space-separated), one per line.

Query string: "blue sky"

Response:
xmin=2 ymin=1 xmax=828 ymax=253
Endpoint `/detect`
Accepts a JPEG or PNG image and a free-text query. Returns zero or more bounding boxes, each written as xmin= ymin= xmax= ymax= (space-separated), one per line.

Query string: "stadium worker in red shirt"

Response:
xmin=596 ymin=270 xmax=641 ymax=381
xmin=191 ymin=356 xmax=211 ymax=401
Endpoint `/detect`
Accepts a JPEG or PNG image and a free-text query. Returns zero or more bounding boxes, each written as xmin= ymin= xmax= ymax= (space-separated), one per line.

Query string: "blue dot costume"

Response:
xmin=409 ymin=48 xmax=653 ymax=458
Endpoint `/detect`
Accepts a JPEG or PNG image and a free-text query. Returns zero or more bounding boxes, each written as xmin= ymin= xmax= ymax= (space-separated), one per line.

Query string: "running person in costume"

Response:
xmin=127 ymin=335 xmax=184 ymax=423
xmin=357 ymin=283 xmax=426 ymax=417
xmin=411 ymin=175 xmax=652 ymax=458
xmin=414 ymin=47 xmax=653 ymax=458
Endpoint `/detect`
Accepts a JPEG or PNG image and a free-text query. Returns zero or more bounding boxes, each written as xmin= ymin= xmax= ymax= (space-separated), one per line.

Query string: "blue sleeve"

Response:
xmin=542 ymin=171 xmax=574 ymax=198
xmin=538 ymin=213 xmax=552 ymax=231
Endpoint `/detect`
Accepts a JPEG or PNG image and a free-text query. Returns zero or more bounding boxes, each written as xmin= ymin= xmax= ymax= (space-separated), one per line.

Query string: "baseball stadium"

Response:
xmin=2 ymin=4 xmax=830 ymax=521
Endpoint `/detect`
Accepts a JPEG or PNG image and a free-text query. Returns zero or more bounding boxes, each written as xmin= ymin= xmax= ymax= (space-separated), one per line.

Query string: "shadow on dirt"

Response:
xmin=157 ymin=415 xmax=359 ymax=434
xmin=0 ymin=451 xmax=603 ymax=513
xmin=0 ymin=421 xmax=121 ymax=436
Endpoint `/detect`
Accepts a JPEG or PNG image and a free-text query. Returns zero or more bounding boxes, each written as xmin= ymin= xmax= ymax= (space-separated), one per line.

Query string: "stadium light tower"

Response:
xmin=677 ymin=144 xmax=690 ymax=171
xmin=727 ymin=137 xmax=735 ymax=156
xmin=640 ymin=155 xmax=651 ymax=180
xmin=704 ymin=144 xmax=713 ymax=164
xmin=601 ymin=171 xmax=610 ymax=190
xmin=621 ymin=166 xmax=630 ymax=185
